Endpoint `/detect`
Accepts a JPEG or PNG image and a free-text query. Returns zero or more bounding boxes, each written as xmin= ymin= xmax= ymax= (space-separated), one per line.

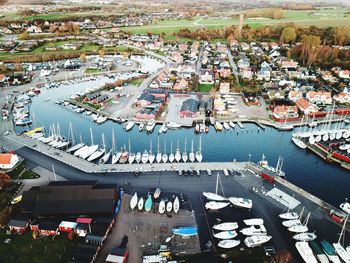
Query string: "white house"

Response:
xmin=0 ymin=153 xmax=19 ymax=170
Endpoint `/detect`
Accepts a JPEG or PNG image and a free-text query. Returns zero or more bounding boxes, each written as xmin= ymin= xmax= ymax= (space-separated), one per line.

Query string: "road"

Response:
xmin=226 ymin=47 xmax=240 ymax=85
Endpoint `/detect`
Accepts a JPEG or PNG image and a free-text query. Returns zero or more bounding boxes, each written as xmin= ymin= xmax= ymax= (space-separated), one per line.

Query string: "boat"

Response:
xmin=139 ymin=122 xmax=144 ymax=132
xmin=118 ymin=147 xmax=128 ymax=164
xmin=333 ymin=215 xmax=350 ymax=263
xmin=195 ymin=135 xmax=203 ymax=162
xmin=292 ymin=137 xmax=307 ymax=149
xmin=215 ymin=121 xmax=223 ymax=131
xmin=162 ymin=142 xmax=168 ymax=163
xmin=244 ymin=218 xmax=264 ymax=226
xmin=111 ymin=130 xmax=122 ymax=164
xmin=229 ymin=121 xmax=235 ymax=129
xmin=145 ymin=195 xmax=153 ymax=212
xmin=175 ymin=140 xmax=181 ymax=162
xmin=229 ymin=197 xmax=253 ymax=209
xmin=237 ymin=122 xmax=244 ymax=129
xmin=213 ymin=222 xmax=239 ymax=231
xmin=87 ymin=147 xmax=105 ymax=162
xmin=158 ymin=200 xmax=165 ymax=214
xmin=283 ymin=219 xmax=301 ymax=228
xmin=130 ymin=193 xmax=138 ymax=210
xmin=202 ymin=192 xmax=227 ymax=202
xmin=218 ymin=239 xmax=240 ymax=249
xmin=207 ymin=169 xmax=212 ymax=176
xmin=173 ymin=196 xmax=180 ymax=213
xmin=138 ymin=197 xmax=144 ymax=210
xmin=15 ymin=118 xmax=32 ymax=126
xmin=296 ymin=241 xmax=318 ymax=263
xmin=156 ymin=137 xmax=162 ymax=163
xmin=146 ymin=120 xmax=156 ymax=133
xmin=223 ymin=122 xmax=230 ymax=130
xmin=125 ymin=121 xmax=135 ymax=131
xmin=288 ymin=213 xmax=310 ymax=233
xmin=279 ymin=211 xmax=299 ymax=220
xmin=77 ymin=128 xmax=98 ymax=159
xmin=293 ymin=232 xmax=317 ymax=241
xmin=96 ymin=115 xmax=107 ymax=124
xmin=99 ymin=149 xmax=111 ymax=165
xmin=153 ymin=188 xmax=161 ymax=199
xmin=135 ymin=152 xmax=142 ymax=163
xmin=213 ymin=230 xmax=237 ymax=240
xmin=205 ymin=201 xmax=230 ymax=210
xmin=310 ymin=241 xmax=330 ymax=263
xmin=189 ymin=140 xmax=195 ymax=163
xmin=182 ymin=139 xmax=188 ymax=163
xmin=141 ymin=150 xmax=149 ymax=164
xmin=241 ymin=225 xmax=267 ymax=236
xmin=127 ymin=140 xmax=135 ymax=164
xmin=67 ymin=142 xmax=85 ymax=154
xmin=158 ymin=123 xmax=167 ymax=134
xmin=244 ymin=235 xmax=272 ymax=248
xmin=340 ymin=201 xmax=350 ymax=214
xmin=149 ymin=140 xmax=155 ymax=164
xmin=339 ymin=144 xmax=350 ymax=151
xmin=258 ymin=154 xmax=285 ymax=177
xmin=172 ymin=227 xmax=198 ymax=237
xmin=321 ymin=240 xmax=341 ymax=263
xmin=168 ymin=141 xmax=175 ymax=163
xmin=167 ymin=122 xmax=181 ymax=129
xmin=166 ymin=201 xmax=172 ymax=213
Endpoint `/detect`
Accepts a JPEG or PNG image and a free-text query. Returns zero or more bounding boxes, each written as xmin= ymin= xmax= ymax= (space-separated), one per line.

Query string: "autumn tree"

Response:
xmin=98 ymin=49 xmax=105 ymax=58
xmin=280 ymin=27 xmax=296 ymax=44
xmin=300 ymin=35 xmax=321 ymax=66
xmin=19 ymin=31 xmax=29 ymax=40
xmin=79 ymin=53 xmax=87 ymax=63
xmin=0 ymin=173 xmax=11 ymax=189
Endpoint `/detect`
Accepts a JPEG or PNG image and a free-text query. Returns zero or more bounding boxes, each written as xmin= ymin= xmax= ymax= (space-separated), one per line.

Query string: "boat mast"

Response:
xmin=184 ymin=138 xmax=187 ymax=154
xmin=215 ymin=172 xmax=219 ymax=194
xmin=158 ymin=136 xmax=160 ymax=154
xmin=164 ymin=140 xmax=166 ymax=153
xmin=90 ymin=127 xmax=93 ymax=146
xmin=191 ymin=140 xmax=194 ymax=154
xmin=112 ymin=129 xmax=115 ymax=155
xmin=199 ymin=135 xmax=202 ymax=154
xmin=170 ymin=141 xmax=173 ymax=154
xmin=338 ymin=214 xmax=348 ymax=244
xmin=128 ymin=138 xmax=131 ymax=153
xmin=150 ymin=139 xmax=153 ymax=154
xmin=102 ymin=133 xmax=106 ymax=152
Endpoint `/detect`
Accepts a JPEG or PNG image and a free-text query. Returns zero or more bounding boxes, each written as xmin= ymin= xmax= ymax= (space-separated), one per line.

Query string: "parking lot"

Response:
xmin=165 ymin=94 xmax=199 ymax=126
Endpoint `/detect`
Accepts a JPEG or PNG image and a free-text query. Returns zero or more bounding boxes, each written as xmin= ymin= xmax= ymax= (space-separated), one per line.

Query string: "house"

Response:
xmin=26 ymin=25 xmax=42 ymax=33
xmin=173 ymin=79 xmax=188 ymax=91
xmin=0 ymin=153 xmax=19 ymax=170
xmin=180 ymin=98 xmax=199 ymax=118
xmin=306 ymin=91 xmax=332 ymax=105
xmin=296 ymin=98 xmax=318 ymax=115
xmin=334 ymin=92 xmax=350 ymax=104
xmin=8 ymin=219 xmax=28 ymax=233
xmin=170 ymin=51 xmax=182 ymax=63
xmin=136 ymin=93 xmax=154 ymax=107
xmin=257 ymin=61 xmax=271 ymax=81
xmin=288 ymin=90 xmax=303 ymax=102
xmin=273 ymin=105 xmax=299 ymax=120
xmin=214 ymin=97 xmax=226 ymax=112
xmin=241 ymin=68 xmax=253 ymax=80
xmin=219 ymin=82 xmax=230 ymax=94
xmin=135 ymin=106 xmax=161 ymax=120
xmin=338 ymin=70 xmax=350 ymax=79
xmin=199 ymin=71 xmax=213 ymax=84
xmin=267 ymin=90 xmax=285 ymax=100
xmin=59 ymin=221 xmax=78 ymax=233
xmin=38 ymin=222 xmax=59 ymax=236
xmin=75 ymin=217 xmax=93 ymax=237
xmin=281 ymin=60 xmax=298 ymax=70
xmin=237 ymin=58 xmax=250 ymax=68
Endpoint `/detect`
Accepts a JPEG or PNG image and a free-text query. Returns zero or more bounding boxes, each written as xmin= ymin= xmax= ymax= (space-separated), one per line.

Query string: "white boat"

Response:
xmin=321 ymin=240 xmax=342 ymax=263
xmin=88 ymin=148 xmax=105 ymax=162
xmin=229 ymin=121 xmax=235 ymax=129
xmin=67 ymin=142 xmax=85 ymax=154
xmin=292 ymin=137 xmax=307 ymax=149
xmin=229 ymin=197 xmax=253 ymax=209
xmin=218 ymin=239 xmax=240 ymax=249
xmin=283 ymin=219 xmax=301 ymax=228
xmin=288 ymin=212 xmax=310 ymax=233
xmin=119 ymin=148 xmax=129 ymax=164
xmin=141 ymin=150 xmax=149 ymax=164
xmin=162 ymin=142 xmax=168 ymax=163
xmin=146 ymin=120 xmax=156 ymax=133
xmin=111 ymin=130 xmax=122 ymax=164
xmin=159 ymin=200 xmax=165 ymax=214
xmin=205 ymin=201 xmax=230 ymax=210
xmin=213 ymin=222 xmax=239 ymax=231
xmin=167 ymin=122 xmax=181 ymax=129
xmin=175 ymin=140 xmax=181 ymax=162
xmin=340 ymin=201 xmax=350 ymax=214
xmin=156 ymin=137 xmax=162 ymax=163
xmin=138 ymin=197 xmax=144 ymax=210
xmin=158 ymin=123 xmax=167 ymax=134
xmin=244 ymin=218 xmax=264 ymax=226
xmin=149 ymin=140 xmax=155 ymax=164
xmin=153 ymin=188 xmax=161 ymax=199
xmin=223 ymin=122 xmax=230 ymax=130
xmin=309 ymin=121 xmax=318 ymax=128
xmin=195 ymin=136 xmax=203 ymax=163
xmin=244 ymin=235 xmax=272 ymax=248
xmin=296 ymin=241 xmax=318 ymax=263
xmin=182 ymin=139 xmax=188 ymax=163
xmin=99 ymin=150 xmax=111 ymax=165
xmin=215 ymin=121 xmax=223 ymax=132
xmin=333 ymin=215 xmax=350 ymax=263
xmin=202 ymin=192 xmax=227 ymax=201
xmin=213 ymin=230 xmax=237 ymax=240
xmin=169 ymin=141 xmax=175 ymax=163
xmin=189 ymin=140 xmax=195 ymax=163
xmin=135 ymin=152 xmax=142 ymax=163
xmin=237 ymin=122 xmax=244 ymax=129
xmin=166 ymin=201 xmax=173 ymax=213
xmin=293 ymin=232 xmax=317 ymax=241
xmin=96 ymin=115 xmax=107 ymax=124
xmin=130 ymin=193 xmax=138 ymax=210
xmin=80 ymin=144 xmax=99 ymax=159
xmin=339 ymin=144 xmax=350 ymax=151
xmin=279 ymin=211 xmax=299 ymax=220
xmin=241 ymin=225 xmax=267 ymax=236
xmin=125 ymin=121 xmax=135 ymax=131
xmin=173 ymin=196 xmax=180 ymax=214
xmin=139 ymin=122 xmax=144 ymax=132
xmin=310 ymin=241 xmax=330 ymax=263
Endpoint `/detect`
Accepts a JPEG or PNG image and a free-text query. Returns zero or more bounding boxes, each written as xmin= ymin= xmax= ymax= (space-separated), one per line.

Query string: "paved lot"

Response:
xmin=165 ymin=94 xmax=198 ymax=126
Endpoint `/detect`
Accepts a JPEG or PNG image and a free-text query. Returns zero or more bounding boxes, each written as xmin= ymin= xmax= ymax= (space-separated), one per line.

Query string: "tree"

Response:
xmin=98 ymin=49 xmax=105 ymax=58
xmin=300 ymin=35 xmax=321 ymax=65
xmin=19 ymin=31 xmax=29 ymax=40
xmin=280 ymin=27 xmax=296 ymax=44
xmin=0 ymin=173 xmax=10 ymax=189
xmin=79 ymin=53 xmax=87 ymax=63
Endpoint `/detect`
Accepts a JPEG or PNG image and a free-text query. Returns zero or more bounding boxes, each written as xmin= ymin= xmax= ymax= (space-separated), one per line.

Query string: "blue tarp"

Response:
xmin=172 ymin=226 xmax=198 ymax=237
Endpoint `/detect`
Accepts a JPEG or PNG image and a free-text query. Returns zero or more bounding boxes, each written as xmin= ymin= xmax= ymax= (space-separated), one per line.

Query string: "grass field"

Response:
xmin=198 ymin=83 xmax=214 ymax=92
xmin=123 ymin=7 xmax=350 ymax=40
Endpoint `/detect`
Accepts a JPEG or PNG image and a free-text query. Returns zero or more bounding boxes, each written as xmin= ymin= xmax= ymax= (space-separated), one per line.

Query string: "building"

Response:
xmin=288 ymin=90 xmax=303 ymax=102
xmin=273 ymin=105 xmax=299 ymax=120
xmin=0 ymin=153 xmax=19 ymax=170
xmin=8 ymin=219 xmax=29 ymax=233
xmin=136 ymin=93 xmax=154 ymax=107
xmin=306 ymin=91 xmax=332 ymax=105
xmin=179 ymin=98 xmax=199 ymax=118
xmin=219 ymin=82 xmax=230 ymax=94
xmin=334 ymin=88 xmax=350 ymax=104
xmin=59 ymin=221 xmax=78 ymax=233
xmin=296 ymin=98 xmax=318 ymax=115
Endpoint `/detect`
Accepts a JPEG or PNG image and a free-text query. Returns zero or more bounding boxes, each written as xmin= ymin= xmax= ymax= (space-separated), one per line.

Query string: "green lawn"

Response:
xmin=0 ymin=229 xmax=77 ymax=263
xmin=198 ymin=83 xmax=214 ymax=92
xmin=85 ymin=68 xmax=102 ymax=74
xmin=19 ymin=170 xmax=40 ymax=180
xmin=8 ymin=163 xmax=25 ymax=179
xmin=7 ymin=163 xmax=40 ymax=180
xmin=128 ymin=78 xmax=144 ymax=86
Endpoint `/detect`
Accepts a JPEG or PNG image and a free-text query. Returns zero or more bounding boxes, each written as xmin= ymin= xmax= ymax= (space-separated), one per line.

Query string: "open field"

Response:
xmin=123 ymin=7 xmax=350 ymax=39
xmin=0 ymin=11 xmax=110 ymax=21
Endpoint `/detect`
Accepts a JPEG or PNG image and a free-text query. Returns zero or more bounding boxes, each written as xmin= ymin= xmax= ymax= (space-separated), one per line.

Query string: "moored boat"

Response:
xmin=244 ymin=235 xmax=272 ymax=248
xmin=218 ymin=239 xmax=240 ymax=249
xmin=295 ymin=241 xmax=318 ymax=263
xmin=145 ymin=195 xmax=153 ymax=212
xmin=229 ymin=197 xmax=253 ymax=209
xmin=213 ymin=230 xmax=237 ymax=240
xmin=202 ymin=192 xmax=227 ymax=201
xmin=130 ymin=193 xmax=138 ymax=210
xmin=205 ymin=201 xmax=230 ymax=210
xmin=173 ymin=196 xmax=180 ymax=214
xmin=213 ymin=222 xmax=239 ymax=231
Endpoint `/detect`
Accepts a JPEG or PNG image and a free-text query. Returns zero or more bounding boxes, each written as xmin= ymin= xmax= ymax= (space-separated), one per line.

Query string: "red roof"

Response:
xmin=0 ymin=153 xmax=12 ymax=165
xmin=76 ymin=217 xmax=93 ymax=224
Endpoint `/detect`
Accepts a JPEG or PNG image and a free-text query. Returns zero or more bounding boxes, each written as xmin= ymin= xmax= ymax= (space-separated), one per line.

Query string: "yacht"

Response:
xmin=279 ymin=211 xmax=299 ymax=220
xmin=213 ymin=230 xmax=237 ymax=240
xmin=149 ymin=140 xmax=155 ymax=164
xmin=195 ymin=136 xmax=203 ymax=163
xmin=309 ymin=241 xmax=330 ymax=263
xmin=215 ymin=121 xmax=223 ymax=131
xmin=333 ymin=215 xmax=350 ymax=263
xmin=229 ymin=121 xmax=235 ymax=129
xmin=244 ymin=218 xmax=264 ymax=226
xmin=189 ymin=140 xmax=195 ymax=163
xmin=241 ymin=225 xmax=267 ymax=236
xmin=88 ymin=147 xmax=105 ymax=162
xmin=292 ymin=137 xmax=307 ymax=149
xmin=229 ymin=197 xmax=253 ymax=209
xmin=213 ymin=222 xmax=239 ymax=231
xmin=119 ymin=148 xmax=129 ymax=164
xmin=340 ymin=201 xmax=350 ymax=214
xmin=146 ymin=120 xmax=156 ymax=133
xmin=182 ymin=139 xmax=188 ymax=163
xmin=203 ymin=192 xmax=227 ymax=202
xmin=125 ymin=121 xmax=135 ymax=131
xmin=175 ymin=140 xmax=181 ymax=162
xmin=111 ymin=130 xmax=122 ymax=164
xmin=158 ymin=200 xmax=165 ymax=214
xmin=296 ymin=241 xmax=318 ymax=263
xmin=173 ymin=196 xmax=180 ymax=214
xmin=162 ymin=141 xmax=168 ymax=163
xmin=127 ymin=140 xmax=135 ymax=164
xmin=205 ymin=201 xmax=230 ymax=210
xmin=168 ymin=141 xmax=175 ymax=163
xmin=218 ymin=240 xmax=240 ymax=249
xmin=139 ymin=122 xmax=144 ymax=132
xmin=293 ymin=232 xmax=317 ymax=241
xmin=166 ymin=201 xmax=172 ymax=213
xmin=288 ymin=213 xmax=310 ymax=233
xmin=130 ymin=193 xmax=138 ymax=210
xmin=167 ymin=122 xmax=181 ymax=129
xmin=320 ymin=240 xmax=341 ymax=263
xmin=244 ymin=235 xmax=272 ymax=248
xmin=223 ymin=122 xmax=230 ymax=130
xmin=156 ymin=137 xmax=162 ymax=163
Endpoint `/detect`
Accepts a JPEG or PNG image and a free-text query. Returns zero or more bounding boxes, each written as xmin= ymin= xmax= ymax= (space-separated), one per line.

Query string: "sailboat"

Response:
xmin=135 ymin=151 xmax=142 ymax=163
xmin=149 ymin=140 xmax=155 ymax=164
xmin=76 ymin=128 xmax=99 ymax=159
xmin=296 ymin=241 xmax=318 ymax=263
xmin=156 ymin=136 xmax=162 ymax=163
xmin=321 ymin=240 xmax=341 ymax=263
xmin=182 ymin=138 xmax=188 ymax=163
xmin=98 ymin=134 xmax=111 ymax=164
xmin=141 ymin=150 xmax=149 ymax=164
xmin=203 ymin=173 xmax=227 ymax=201
xmin=119 ymin=146 xmax=129 ymax=164
xmin=175 ymin=140 xmax=181 ymax=162
xmin=195 ymin=135 xmax=203 ymax=162
xmin=189 ymin=140 xmax=195 ymax=163
xmin=205 ymin=201 xmax=230 ymax=210
xmin=279 ymin=205 xmax=299 ymax=220
xmin=67 ymin=132 xmax=85 ymax=154
xmin=288 ymin=212 xmax=310 ymax=233
xmin=111 ymin=129 xmax=122 ymax=164
xmin=130 ymin=193 xmax=138 ymax=210
xmin=138 ymin=197 xmax=144 ymax=210
xmin=162 ymin=141 xmax=168 ymax=163
xmin=145 ymin=195 xmax=153 ymax=212
xmin=128 ymin=139 xmax=135 ymax=164
xmin=173 ymin=196 xmax=180 ymax=214
xmin=218 ymin=240 xmax=240 ymax=249
xmin=310 ymin=241 xmax=330 ymax=263
xmin=229 ymin=197 xmax=253 ymax=209
xmin=88 ymin=133 xmax=106 ymax=162
xmin=159 ymin=200 xmax=165 ymax=214
xmin=283 ymin=207 xmax=304 ymax=227
xmin=213 ymin=230 xmax=238 ymax=240
xmin=333 ymin=215 xmax=350 ymax=263
xmin=168 ymin=141 xmax=175 ymax=163
xmin=166 ymin=201 xmax=172 ymax=213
